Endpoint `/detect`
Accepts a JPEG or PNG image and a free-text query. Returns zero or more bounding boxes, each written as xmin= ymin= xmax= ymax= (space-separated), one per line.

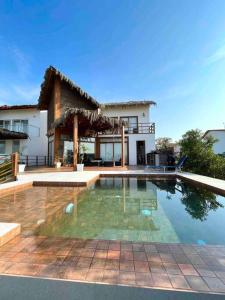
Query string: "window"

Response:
xmin=120 ymin=116 xmax=138 ymax=133
xmin=0 ymin=120 xmax=11 ymax=130
xmin=12 ymin=140 xmax=20 ymax=153
xmin=12 ymin=120 xmax=28 ymax=133
xmin=0 ymin=141 xmax=6 ymax=154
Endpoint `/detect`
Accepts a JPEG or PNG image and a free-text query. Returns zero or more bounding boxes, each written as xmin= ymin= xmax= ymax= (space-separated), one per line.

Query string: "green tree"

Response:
xmin=156 ymin=137 xmax=172 ymax=152
xmin=179 ymin=129 xmax=225 ymax=179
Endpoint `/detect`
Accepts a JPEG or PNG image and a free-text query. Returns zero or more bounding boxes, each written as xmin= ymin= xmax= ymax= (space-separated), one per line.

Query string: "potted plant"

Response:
xmin=18 ymin=161 xmax=26 ymax=172
xmin=76 ymin=143 xmax=88 ymax=172
xmin=54 ymin=155 xmax=62 ymax=168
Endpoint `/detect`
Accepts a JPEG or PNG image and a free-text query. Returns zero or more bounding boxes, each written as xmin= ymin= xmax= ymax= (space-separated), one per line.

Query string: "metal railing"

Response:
xmin=99 ymin=123 xmax=155 ymax=135
xmin=19 ymin=155 xmax=53 ymax=167
xmin=0 ymin=124 xmax=40 ymax=137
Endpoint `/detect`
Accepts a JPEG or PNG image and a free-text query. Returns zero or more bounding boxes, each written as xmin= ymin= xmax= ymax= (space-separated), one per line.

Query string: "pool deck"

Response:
xmin=1 ymin=236 xmax=225 ymax=295
xmin=1 ymin=169 xmax=225 ymax=296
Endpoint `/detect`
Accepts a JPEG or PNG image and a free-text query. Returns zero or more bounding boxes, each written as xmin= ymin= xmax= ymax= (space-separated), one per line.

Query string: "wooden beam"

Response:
xmin=95 ymin=136 xmax=100 ymax=159
xmin=11 ymin=152 xmax=18 ymax=179
xmin=121 ymin=125 xmax=125 ymax=167
xmin=54 ymin=77 xmax=61 ymax=120
xmin=54 ymin=127 xmax=60 ymax=164
xmin=73 ymin=115 xmax=78 ymax=170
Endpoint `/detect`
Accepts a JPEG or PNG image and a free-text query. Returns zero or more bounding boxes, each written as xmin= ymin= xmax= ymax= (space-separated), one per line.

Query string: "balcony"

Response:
xmin=0 ymin=124 xmax=40 ymax=137
xmin=99 ymin=122 xmax=155 ymax=135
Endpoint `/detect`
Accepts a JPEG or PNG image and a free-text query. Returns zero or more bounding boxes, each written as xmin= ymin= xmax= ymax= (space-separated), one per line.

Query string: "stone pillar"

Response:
xmin=73 ymin=115 xmax=78 ymax=170
xmin=121 ymin=125 xmax=125 ymax=167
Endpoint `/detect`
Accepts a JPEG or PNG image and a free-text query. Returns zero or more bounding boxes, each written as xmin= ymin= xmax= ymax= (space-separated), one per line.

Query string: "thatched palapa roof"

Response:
xmin=0 ymin=105 xmax=37 ymax=111
xmin=101 ymin=100 xmax=156 ymax=108
xmin=0 ymin=128 xmax=28 ymax=139
xmin=51 ymin=107 xmax=124 ymax=137
xmin=38 ymin=66 xmax=100 ymax=110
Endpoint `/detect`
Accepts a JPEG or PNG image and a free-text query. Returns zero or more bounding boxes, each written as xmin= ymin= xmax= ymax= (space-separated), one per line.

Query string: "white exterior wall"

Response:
xmin=0 ymin=109 xmax=48 ymax=156
xmin=128 ymin=134 xmax=155 ymax=165
xmin=205 ymin=130 xmax=225 ymax=155
xmin=101 ymin=104 xmax=155 ymax=165
xmin=101 ymin=104 xmax=150 ymax=123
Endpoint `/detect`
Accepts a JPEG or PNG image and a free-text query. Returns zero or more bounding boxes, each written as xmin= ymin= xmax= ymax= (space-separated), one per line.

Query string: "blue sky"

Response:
xmin=0 ymin=0 xmax=225 ymax=140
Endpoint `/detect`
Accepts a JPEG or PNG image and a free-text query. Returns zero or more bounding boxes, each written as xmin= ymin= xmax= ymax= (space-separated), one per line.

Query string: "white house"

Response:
xmin=204 ymin=129 xmax=225 ymax=155
xmin=100 ymin=101 xmax=156 ymax=165
xmin=0 ymin=105 xmax=48 ymax=163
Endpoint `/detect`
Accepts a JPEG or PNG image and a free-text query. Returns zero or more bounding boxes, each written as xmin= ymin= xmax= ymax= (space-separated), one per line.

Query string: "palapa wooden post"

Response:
xmin=73 ymin=115 xmax=78 ymax=170
xmin=95 ymin=136 xmax=100 ymax=159
xmin=121 ymin=125 xmax=125 ymax=167
xmin=11 ymin=152 xmax=18 ymax=180
xmin=54 ymin=127 xmax=60 ymax=164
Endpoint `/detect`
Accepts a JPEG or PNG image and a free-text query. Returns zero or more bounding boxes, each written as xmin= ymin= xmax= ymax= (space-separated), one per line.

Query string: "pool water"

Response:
xmin=33 ymin=177 xmax=225 ymax=245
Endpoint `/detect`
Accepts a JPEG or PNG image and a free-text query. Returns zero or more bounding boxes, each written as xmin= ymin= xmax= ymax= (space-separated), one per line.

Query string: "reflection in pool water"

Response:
xmin=34 ymin=177 xmax=225 ymax=245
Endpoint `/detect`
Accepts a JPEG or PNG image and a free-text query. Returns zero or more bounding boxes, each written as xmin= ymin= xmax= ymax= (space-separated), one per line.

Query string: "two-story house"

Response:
xmin=100 ymin=101 xmax=156 ymax=165
xmin=0 ymin=105 xmax=48 ymax=161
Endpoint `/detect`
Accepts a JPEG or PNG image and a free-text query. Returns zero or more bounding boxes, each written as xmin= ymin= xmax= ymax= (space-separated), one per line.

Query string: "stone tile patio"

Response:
xmin=1 ymin=236 xmax=225 ymax=295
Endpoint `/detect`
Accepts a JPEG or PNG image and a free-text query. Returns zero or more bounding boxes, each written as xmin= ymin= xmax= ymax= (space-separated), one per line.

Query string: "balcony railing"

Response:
xmin=99 ymin=123 xmax=155 ymax=135
xmin=0 ymin=125 xmax=40 ymax=137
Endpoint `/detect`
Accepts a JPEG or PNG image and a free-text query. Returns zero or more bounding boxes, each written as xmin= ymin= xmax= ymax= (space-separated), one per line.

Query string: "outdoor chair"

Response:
xmin=146 ymin=156 xmax=187 ymax=172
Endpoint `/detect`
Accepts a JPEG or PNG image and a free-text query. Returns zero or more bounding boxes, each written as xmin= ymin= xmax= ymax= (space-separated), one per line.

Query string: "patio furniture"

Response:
xmin=146 ymin=155 xmax=187 ymax=172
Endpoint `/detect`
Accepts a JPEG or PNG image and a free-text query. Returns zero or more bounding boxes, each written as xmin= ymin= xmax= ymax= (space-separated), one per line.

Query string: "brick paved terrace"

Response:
xmin=1 ymin=236 xmax=225 ymax=295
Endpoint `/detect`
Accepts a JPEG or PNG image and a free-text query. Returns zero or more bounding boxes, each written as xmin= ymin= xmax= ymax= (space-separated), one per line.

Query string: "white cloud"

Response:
xmin=205 ymin=44 xmax=225 ymax=65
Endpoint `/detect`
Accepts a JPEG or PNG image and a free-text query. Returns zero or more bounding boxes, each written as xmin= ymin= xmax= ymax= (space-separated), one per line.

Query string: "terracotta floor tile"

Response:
xmin=144 ymin=244 xmax=158 ymax=253
xmin=62 ymin=255 xmax=79 ymax=266
xmin=135 ymin=272 xmax=153 ymax=286
xmin=108 ymin=242 xmax=120 ymax=251
xmin=119 ymin=271 xmax=136 ymax=285
xmin=107 ymin=250 xmax=120 ymax=260
xmin=178 ymin=264 xmax=199 ymax=276
xmin=169 ymin=275 xmax=190 ymax=290
xmin=164 ymin=263 xmax=182 ymax=275
xmin=86 ymin=269 xmax=104 ymax=282
xmin=132 ymin=243 xmax=144 ymax=252
xmin=152 ymin=273 xmax=172 ymax=288
xmin=146 ymin=253 xmax=162 ymax=263
xmin=0 ymin=261 xmax=12 ymax=273
xmin=185 ymin=275 xmax=209 ymax=292
xmin=159 ymin=253 xmax=176 ymax=263
xmin=91 ymin=258 xmax=106 ymax=269
xmin=120 ymin=260 xmax=134 ymax=272
xmin=76 ymin=257 xmax=92 ymax=268
xmin=103 ymin=270 xmax=119 ymax=284
xmin=94 ymin=250 xmax=107 ymax=259
xmin=173 ymin=253 xmax=190 ymax=264
xmin=195 ymin=266 xmax=216 ymax=277
xmin=120 ymin=251 xmax=133 ymax=261
xmin=203 ymin=276 xmax=225 ymax=293
xmin=105 ymin=259 xmax=119 ymax=270
xmin=149 ymin=262 xmax=165 ymax=274
xmin=121 ymin=243 xmax=132 ymax=251
xmin=79 ymin=249 xmax=95 ymax=258
xmin=133 ymin=251 xmax=147 ymax=261
xmin=65 ymin=267 xmax=88 ymax=281
xmin=5 ymin=263 xmax=42 ymax=276
xmin=187 ymin=255 xmax=206 ymax=266
xmin=134 ymin=261 xmax=150 ymax=273
xmin=96 ymin=241 xmax=109 ymax=250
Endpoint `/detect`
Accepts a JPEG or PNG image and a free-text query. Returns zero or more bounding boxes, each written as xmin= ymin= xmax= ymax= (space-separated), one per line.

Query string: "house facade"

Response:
xmin=0 ymin=105 xmax=48 ymax=160
xmin=0 ymin=66 xmax=156 ymax=167
xmin=100 ymin=102 xmax=155 ymax=165
xmin=204 ymin=129 xmax=225 ymax=155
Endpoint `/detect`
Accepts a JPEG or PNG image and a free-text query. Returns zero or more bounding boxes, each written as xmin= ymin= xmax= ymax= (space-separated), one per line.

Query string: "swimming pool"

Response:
xmin=1 ymin=177 xmax=225 ymax=245
xmin=33 ymin=177 xmax=225 ymax=245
